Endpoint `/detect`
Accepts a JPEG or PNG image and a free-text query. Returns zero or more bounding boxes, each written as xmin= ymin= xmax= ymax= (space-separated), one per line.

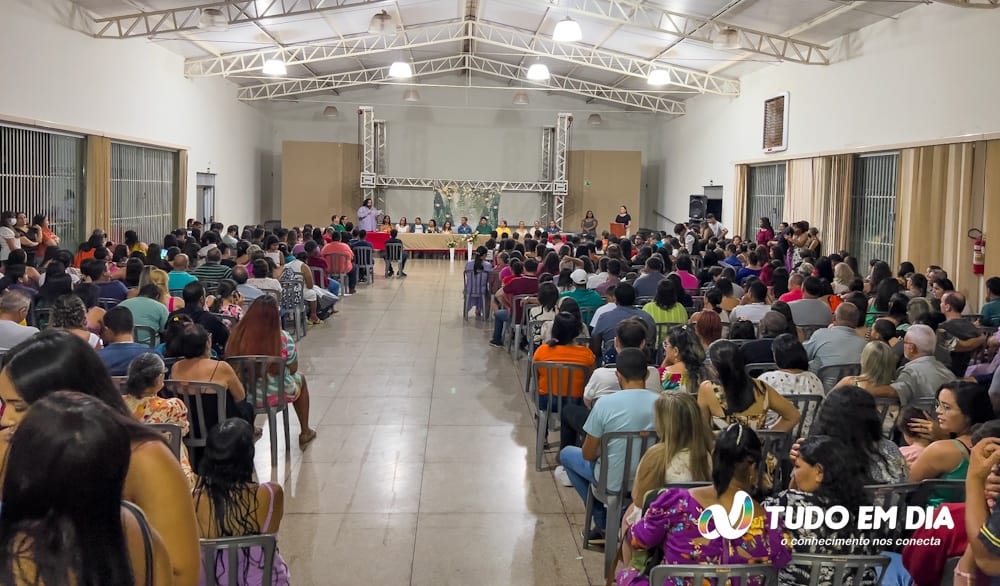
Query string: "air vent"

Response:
xmin=763 ymin=92 xmax=789 ymax=153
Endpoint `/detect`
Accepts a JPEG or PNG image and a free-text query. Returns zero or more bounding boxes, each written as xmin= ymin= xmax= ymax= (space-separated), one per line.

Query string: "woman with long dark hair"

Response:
xmin=617 ymin=424 xmax=790 ymax=586
xmin=226 ymin=296 xmax=316 ymax=447
xmin=0 ymin=330 xmax=200 ymax=586
xmin=659 ymin=326 xmax=706 ymax=393
xmin=697 ymin=340 xmax=799 ymax=432
xmin=764 ymin=435 xmax=876 ymax=585
xmin=0 ymin=391 xmax=174 ymax=586
xmin=194 ymin=419 xmax=290 ymax=585
xmin=803 ymin=385 xmax=908 ymax=484
xmin=756 ymin=217 xmax=774 ymax=247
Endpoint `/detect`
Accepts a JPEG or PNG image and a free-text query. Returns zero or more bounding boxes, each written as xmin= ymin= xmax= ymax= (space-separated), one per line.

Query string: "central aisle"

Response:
xmin=257 ymin=259 xmax=606 ymax=585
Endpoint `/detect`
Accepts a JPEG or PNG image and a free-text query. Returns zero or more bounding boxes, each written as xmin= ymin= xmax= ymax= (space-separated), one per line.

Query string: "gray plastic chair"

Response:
xmin=911 ymin=478 xmax=965 ymax=507
xmin=354 ymin=246 xmax=376 ymax=286
xmin=462 ymin=269 xmax=490 ymax=321
xmin=98 ymin=297 xmax=121 ymax=310
xmin=522 ymin=319 xmax=548 ymax=394
xmin=199 ymin=279 xmax=221 ymax=297
xmin=146 ymin=422 xmax=183 ymax=460
xmin=199 ymin=534 xmax=279 ymax=586
xmin=756 ymin=429 xmax=793 ymax=495
xmin=649 ymin=563 xmax=778 ymax=586
xmin=864 ymin=482 xmax=920 ymax=543
xmin=512 ymin=301 xmax=539 ymax=361
xmin=531 ymin=361 xmax=592 ymax=472
xmin=798 ymin=324 xmax=828 ymax=341
xmin=133 ymin=325 xmax=159 ymax=347
xmin=323 ymin=253 xmax=351 ymax=289
xmin=162 ymin=380 xmax=228 ymax=454
xmin=788 ymin=553 xmax=890 ymax=586
xmin=745 ymin=362 xmax=779 ymax=378
xmin=816 ymin=363 xmax=861 ymax=393
xmin=279 ymin=280 xmax=306 ymax=341
xmin=384 ymin=242 xmax=404 ymax=276
xmin=874 ymin=396 xmax=901 ymax=439
xmin=784 ymin=393 xmax=824 ymax=439
xmin=111 ymin=376 xmax=129 ymax=394
xmin=583 ymin=429 xmax=658 ymax=579
xmin=227 ymin=356 xmax=290 ymax=467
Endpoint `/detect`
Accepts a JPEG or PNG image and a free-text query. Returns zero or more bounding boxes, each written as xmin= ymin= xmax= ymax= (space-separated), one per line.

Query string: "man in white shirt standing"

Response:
xmin=704 ymin=213 xmax=728 ymax=239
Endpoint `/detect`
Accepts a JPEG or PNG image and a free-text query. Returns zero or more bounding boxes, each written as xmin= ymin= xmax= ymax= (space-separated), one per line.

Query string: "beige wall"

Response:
xmin=280 ymin=141 xmax=359 ymax=227
xmin=566 ymin=150 xmax=641 ymax=233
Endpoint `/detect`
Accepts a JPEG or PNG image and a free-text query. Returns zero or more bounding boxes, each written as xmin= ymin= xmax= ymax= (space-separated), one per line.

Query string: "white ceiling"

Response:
xmin=70 ymin=0 xmax=927 ymax=113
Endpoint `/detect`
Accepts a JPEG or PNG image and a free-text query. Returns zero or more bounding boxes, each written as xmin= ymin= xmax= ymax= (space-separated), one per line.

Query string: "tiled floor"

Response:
xmin=254 ymin=259 xmax=606 ymax=585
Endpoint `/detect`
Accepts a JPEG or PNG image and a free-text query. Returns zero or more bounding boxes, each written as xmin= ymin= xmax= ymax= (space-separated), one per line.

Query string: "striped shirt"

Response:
xmin=192 ymin=262 xmax=233 ymax=281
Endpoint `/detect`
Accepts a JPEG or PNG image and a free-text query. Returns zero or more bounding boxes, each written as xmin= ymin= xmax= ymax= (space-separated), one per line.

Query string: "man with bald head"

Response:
xmin=803 ymin=302 xmax=866 ymax=372
xmin=167 ymin=253 xmax=198 ymax=291
xmin=868 ymin=324 xmax=954 ymax=407
xmin=940 ymin=290 xmax=987 ymax=376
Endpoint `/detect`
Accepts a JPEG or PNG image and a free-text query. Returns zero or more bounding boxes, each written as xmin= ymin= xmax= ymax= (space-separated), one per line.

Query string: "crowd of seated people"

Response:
xmin=465 ymin=214 xmax=1000 ymax=583
xmin=0 ymin=214 xmax=390 ymax=584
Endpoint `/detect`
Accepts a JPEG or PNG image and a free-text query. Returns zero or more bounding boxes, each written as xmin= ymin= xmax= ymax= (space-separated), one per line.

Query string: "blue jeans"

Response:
xmin=491 ymin=309 xmax=510 ymax=344
xmin=326 ymin=279 xmax=341 ymax=297
xmin=560 ymin=446 xmax=606 ymax=530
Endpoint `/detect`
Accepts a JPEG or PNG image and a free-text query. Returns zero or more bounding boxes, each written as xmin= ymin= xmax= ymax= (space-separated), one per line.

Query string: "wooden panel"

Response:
xmin=280 ymin=141 xmax=344 ymax=227
xmin=566 ymin=150 xmax=641 ymax=234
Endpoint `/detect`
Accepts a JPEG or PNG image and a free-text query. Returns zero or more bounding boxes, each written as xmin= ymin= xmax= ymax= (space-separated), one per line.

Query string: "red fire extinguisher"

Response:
xmin=970 ymin=228 xmax=985 ymax=276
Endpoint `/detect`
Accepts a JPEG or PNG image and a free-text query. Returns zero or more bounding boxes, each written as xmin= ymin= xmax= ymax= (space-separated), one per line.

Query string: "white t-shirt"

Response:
xmin=0 ymin=320 xmax=39 ymax=352
xmin=590 ymin=302 xmax=616 ymax=328
xmin=583 ymin=366 xmax=660 ymax=403
xmin=0 ymin=226 xmax=19 ymax=261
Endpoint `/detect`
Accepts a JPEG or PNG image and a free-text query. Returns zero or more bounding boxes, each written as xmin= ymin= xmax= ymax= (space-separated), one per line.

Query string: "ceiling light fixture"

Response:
xmin=197 ymin=8 xmax=228 ymax=31
xmin=513 ymin=91 xmax=529 ymax=105
xmin=368 ymin=10 xmax=396 ymax=35
xmin=587 ymin=113 xmax=602 ymax=126
xmin=403 ymin=89 xmax=421 ymax=102
xmin=646 ymin=68 xmax=671 ymax=86
xmin=388 ymin=60 xmax=413 ymax=78
xmin=552 ymin=17 xmax=582 ymax=43
xmin=323 ymin=106 xmax=339 ymax=118
xmin=526 ymin=62 xmax=550 ymax=81
xmin=262 ymin=58 xmax=287 ymax=76
xmin=713 ymin=27 xmax=741 ymax=51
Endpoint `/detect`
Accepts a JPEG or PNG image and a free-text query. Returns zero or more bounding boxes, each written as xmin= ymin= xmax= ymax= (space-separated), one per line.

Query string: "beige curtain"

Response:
xmin=176 ymin=149 xmax=188 ymax=229
xmin=896 ymin=143 xmax=975 ymax=293
xmin=732 ymin=164 xmax=748 ymax=236
xmin=784 ymin=158 xmax=816 ymax=223
xmin=984 ymin=141 xmax=1000 ymax=280
xmin=825 ymin=155 xmax=854 ymax=253
xmin=85 ymin=135 xmax=111 ymax=232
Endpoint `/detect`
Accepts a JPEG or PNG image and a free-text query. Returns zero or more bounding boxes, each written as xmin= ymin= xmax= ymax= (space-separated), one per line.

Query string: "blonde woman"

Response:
xmin=835 ymin=340 xmax=896 ymax=391
xmin=621 ymin=392 xmax=714 ymax=565
xmin=137 ymin=266 xmax=184 ymax=312
xmin=396 ymin=217 xmax=410 ymax=233
xmin=832 ymin=262 xmax=854 ymax=295
xmin=515 ymin=221 xmax=529 ymax=238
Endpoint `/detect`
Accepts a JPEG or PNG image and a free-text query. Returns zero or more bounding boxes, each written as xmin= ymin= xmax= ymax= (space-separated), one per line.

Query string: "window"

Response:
xmin=849 ymin=152 xmax=899 ymax=270
xmin=110 ymin=142 xmax=178 ymax=245
xmin=0 ymin=123 xmax=86 ymax=249
xmin=746 ymin=163 xmax=786 ymax=239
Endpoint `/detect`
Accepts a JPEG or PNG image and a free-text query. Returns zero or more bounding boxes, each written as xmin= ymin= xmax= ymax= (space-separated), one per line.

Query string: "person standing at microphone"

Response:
xmin=357 ymin=198 xmax=381 ymax=233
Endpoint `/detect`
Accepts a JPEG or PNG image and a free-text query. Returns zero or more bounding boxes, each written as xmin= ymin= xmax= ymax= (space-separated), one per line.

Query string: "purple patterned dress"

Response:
xmin=617 ymin=488 xmax=791 ymax=586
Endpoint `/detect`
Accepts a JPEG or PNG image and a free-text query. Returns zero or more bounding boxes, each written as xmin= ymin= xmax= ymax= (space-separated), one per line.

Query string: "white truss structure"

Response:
xmin=91 ymin=0 xmax=384 ymax=39
xmin=533 ymin=0 xmax=830 ymax=65
xmin=184 ymin=20 xmax=468 ymax=77
xmin=237 ymin=55 xmax=468 ymax=101
xmin=184 ymin=20 xmax=740 ymax=96
xmin=239 ymin=54 xmax=685 ymax=113
xmin=359 ymin=106 xmax=571 ymax=226
xmin=934 ymin=0 xmax=1000 ymax=6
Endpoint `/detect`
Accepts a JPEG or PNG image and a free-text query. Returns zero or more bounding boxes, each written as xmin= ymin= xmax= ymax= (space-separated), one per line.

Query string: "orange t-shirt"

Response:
xmin=532 ymin=344 xmax=595 ymax=398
